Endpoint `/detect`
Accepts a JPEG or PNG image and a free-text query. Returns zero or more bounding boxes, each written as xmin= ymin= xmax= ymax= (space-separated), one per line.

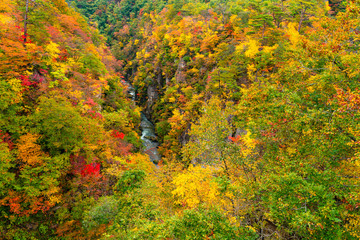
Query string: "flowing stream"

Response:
xmin=140 ymin=112 xmax=161 ymax=164
xmin=125 ymin=82 xmax=161 ymax=164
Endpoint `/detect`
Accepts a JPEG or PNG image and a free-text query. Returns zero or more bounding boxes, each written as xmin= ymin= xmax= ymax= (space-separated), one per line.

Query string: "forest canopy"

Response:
xmin=1 ymin=0 xmax=360 ymax=239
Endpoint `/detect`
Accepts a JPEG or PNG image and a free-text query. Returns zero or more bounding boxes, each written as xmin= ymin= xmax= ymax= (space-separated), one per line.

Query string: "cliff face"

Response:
xmin=144 ymin=81 xmax=159 ymax=119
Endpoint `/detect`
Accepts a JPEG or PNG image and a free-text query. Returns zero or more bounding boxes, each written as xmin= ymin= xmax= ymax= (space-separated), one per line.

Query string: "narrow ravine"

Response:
xmin=140 ymin=112 xmax=161 ymax=164
xmin=125 ymin=82 xmax=161 ymax=164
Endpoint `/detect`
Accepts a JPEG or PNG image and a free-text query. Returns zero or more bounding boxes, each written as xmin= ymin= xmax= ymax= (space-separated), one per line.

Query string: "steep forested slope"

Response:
xmin=0 ymin=0 xmax=147 ymax=239
xmin=2 ymin=0 xmax=360 ymax=239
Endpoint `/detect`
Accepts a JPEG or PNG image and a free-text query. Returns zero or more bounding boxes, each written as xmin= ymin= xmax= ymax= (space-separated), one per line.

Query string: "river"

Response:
xmin=126 ymin=82 xmax=161 ymax=164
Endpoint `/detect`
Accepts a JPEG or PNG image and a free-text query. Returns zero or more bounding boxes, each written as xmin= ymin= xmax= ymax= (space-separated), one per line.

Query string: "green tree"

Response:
xmin=183 ymin=97 xmax=234 ymax=169
xmin=32 ymin=95 xmax=86 ymax=154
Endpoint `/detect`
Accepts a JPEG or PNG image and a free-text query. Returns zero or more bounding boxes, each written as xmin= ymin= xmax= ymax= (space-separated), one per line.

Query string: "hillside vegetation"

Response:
xmin=1 ymin=0 xmax=360 ymax=239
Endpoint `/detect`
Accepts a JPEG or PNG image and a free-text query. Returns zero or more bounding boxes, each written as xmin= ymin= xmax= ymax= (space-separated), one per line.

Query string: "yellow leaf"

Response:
xmin=245 ymin=39 xmax=259 ymax=57
xmin=287 ymin=22 xmax=300 ymax=46
xmin=172 ymin=165 xmax=219 ymax=208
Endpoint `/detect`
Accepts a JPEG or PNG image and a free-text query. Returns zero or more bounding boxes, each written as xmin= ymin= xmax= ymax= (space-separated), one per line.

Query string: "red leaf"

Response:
xmin=81 ymin=163 xmax=100 ymax=176
xmin=84 ymin=98 xmax=96 ymax=106
xmin=111 ymin=130 xmax=125 ymax=139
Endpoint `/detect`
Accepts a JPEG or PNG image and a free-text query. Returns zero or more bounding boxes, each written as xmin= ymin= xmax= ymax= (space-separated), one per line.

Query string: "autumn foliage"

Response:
xmin=0 ymin=0 xmax=140 ymax=238
xmin=2 ymin=0 xmax=360 ymax=239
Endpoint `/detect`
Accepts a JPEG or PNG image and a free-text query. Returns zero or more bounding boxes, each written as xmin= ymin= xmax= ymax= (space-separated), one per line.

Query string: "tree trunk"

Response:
xmin=298 ymin=6 xmax=306 ymax=32
xmin=24 ymin=0 xmax=29 ymax=45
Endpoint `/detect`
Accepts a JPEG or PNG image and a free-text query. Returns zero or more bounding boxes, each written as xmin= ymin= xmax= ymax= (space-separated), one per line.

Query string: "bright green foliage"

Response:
xmin=32 ymin=96 xmax=86 ymax=154
xmin=115 ymin=169 xmax=146 ymax=194
xmin=0 ymin=78 xmax=23 ymax=136
xmin=83 ymin=196 xmax=119 ymax=230
xmin=0 ymin=143 xmax=15 ymax=197
xmin=262 ymin=172 xmax=345 ymax=238
xmin=167 ymin=208 xmax=257 ymax=240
